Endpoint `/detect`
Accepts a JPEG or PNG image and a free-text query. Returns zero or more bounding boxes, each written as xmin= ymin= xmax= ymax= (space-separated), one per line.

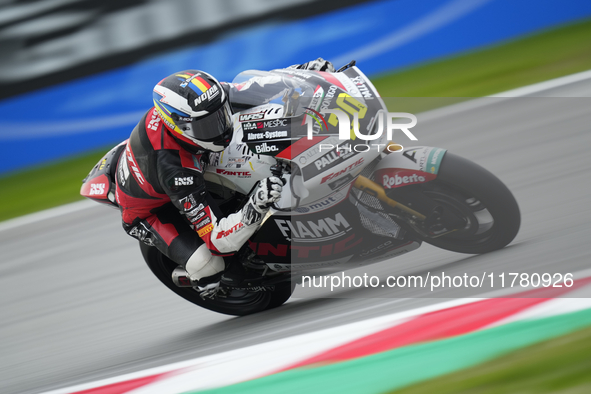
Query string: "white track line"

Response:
xmin=490 ymin=68 xmax=591 ymax=97
xmin=39 ymin=297 xmax=485 ymax=394
xmin=419 ymin=68 xmax=591 ymax=123
xmin=0 ymin=199 xmax=96 ymax=233
xmin=2 ymin=68 xmax=591 ymax=233
xmin=40 ymin=269 xmax=591 ymax=394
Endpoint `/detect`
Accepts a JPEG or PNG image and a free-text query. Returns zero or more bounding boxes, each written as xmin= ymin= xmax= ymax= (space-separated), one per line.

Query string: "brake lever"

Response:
xmin=336 ymin=60 xmax=356 ymax=73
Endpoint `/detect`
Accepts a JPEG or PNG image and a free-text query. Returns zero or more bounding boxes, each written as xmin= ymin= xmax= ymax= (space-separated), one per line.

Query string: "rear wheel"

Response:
xmin=140 ymin=243 xmax=294 ymax=316
xmin=395 ymin=153 xmax=520 ymax=254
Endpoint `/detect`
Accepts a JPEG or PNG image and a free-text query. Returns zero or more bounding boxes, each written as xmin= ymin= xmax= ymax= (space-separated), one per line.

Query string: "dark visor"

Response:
xmin=175 ymin=101 xmax=233 ymax=142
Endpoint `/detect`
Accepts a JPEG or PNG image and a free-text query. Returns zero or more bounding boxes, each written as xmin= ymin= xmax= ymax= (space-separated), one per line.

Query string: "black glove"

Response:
xmin=290 ymin=57 xmax=335 ymax=72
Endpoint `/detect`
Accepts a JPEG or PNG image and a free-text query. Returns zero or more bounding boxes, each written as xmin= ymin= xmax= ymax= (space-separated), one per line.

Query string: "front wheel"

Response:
xmin=140 ymin=243 xmax=294 ymax=316
xmin=398 ymin=153 xmax=520 ymax=254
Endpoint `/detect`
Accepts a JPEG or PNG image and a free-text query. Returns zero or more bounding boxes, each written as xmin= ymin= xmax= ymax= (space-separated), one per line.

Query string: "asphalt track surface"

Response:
xmin=1 ymin=79 xmax=591 ymax=394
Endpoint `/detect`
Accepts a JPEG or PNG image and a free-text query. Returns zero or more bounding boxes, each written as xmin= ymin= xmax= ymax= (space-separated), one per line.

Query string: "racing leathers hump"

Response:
xmin=115 ymin=108 xmax=264 ymax=259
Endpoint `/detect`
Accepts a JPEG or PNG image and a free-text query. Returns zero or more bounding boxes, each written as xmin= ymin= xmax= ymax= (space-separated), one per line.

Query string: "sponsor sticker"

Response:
xmin=128 ymin=223 xmax=155 ymax=246
xmin=174 ymin=176 xmax=193 ymax=186
xmin=228 ymin=156 xmax=248 ymax=164
xmin=293 ymin=192 xmax=346 ymax=214
xmin=275 ymin=212 xmax=351 ymax=241
xmin=350 ymin=76 xmax=374 ymax=100
xmin=246 ymin=130 xmax=289 ymax=141
xmin=225 ymin=156 xmax=250 ymax=168
xmin=255 ymin=143 xmax=279 ymax=154
xmin=195 ymin=217 xmax=211 ymax=228
xmin=260 ymin=119 xmax=288 ymax=129
xmin=180 ymin=195 xmax=201 ymax=211
xmin=302 ymin=147 xmax=357 ymax=179
xmin=125 ymin=145 xmax=145 ymax=185
xmin=147 ymin=110 xmax=162 ymax=131
xmin=321 ymin=158 xmax=364 ymax=184
xmin=216 ymin=169 xmax=252 ymax=178
xmin=379 ymin=170 xmax=436 ymax=189
xmin=246 ymin=120 xmax=287 ymax=130
xmin=89 ymin=183 xmax=106 ymax=196
xmin=239 ymin=112 xmax=267 ymax=122
xmin=194 ymin=84 xmax=220 ymax=106
xmin=425 ymin=148 xmax=446 ymax=174
xmin=197 ymin=223 xmax=213 ymax=237
xmin=216 ymin=222 xmax=244 ymax=239
xmin=242 ymin=122 xmax=258 ymax=131
xmin=187 ymin=210 xmax=206 ymax=222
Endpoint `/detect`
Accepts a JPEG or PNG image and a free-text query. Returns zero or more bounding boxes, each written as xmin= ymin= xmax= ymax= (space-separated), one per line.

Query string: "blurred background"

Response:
xmin=1 ymin=0 xmax=591 ymax=171
xmin=1 ymin=2 xmax=591 ymax=394
xmin=0 ymin=0 xmax=590 ymax=220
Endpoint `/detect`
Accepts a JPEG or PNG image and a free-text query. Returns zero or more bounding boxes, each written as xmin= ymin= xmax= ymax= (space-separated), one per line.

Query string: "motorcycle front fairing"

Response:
xmin=227 ymin=67 xmax=391 ymax=203
xmin=211 ymin=68 xmax=423 ymax=273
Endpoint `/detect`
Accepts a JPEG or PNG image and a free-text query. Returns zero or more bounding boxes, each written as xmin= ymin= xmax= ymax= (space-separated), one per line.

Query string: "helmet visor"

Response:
xmin=175 ymin=101 xmax=233 ymax=143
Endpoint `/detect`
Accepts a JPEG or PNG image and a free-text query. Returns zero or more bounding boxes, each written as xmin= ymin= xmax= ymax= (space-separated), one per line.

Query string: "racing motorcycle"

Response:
xmin=81 ymin=61 xmax=520 ymax=316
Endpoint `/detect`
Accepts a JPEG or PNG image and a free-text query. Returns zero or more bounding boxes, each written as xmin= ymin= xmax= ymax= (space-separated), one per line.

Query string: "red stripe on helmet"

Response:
xmin=195 ymin=76 xmax=211 ymax=89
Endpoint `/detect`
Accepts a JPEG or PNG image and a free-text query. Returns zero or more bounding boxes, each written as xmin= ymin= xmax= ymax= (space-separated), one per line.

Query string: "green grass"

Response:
xmin=1 ymin=17 xmax=591 ymax=221
xmin=373 ymin=17 xmax=591 ymax=97
xmin=389 ymin=324 xmax=591 ymax=394
xmin=0 ymin=148 xmax=108 ymax=222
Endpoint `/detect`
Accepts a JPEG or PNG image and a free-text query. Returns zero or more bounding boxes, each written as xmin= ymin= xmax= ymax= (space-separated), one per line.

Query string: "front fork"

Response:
xmin=353 ymin=175 xmax=426 ymax=220
xmin=354 ymin=142 xmax=425 ymax=220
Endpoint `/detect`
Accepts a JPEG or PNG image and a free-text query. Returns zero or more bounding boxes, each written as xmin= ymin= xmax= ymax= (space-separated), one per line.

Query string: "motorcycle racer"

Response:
xmin=115 ymin=58 xmax=335 ymax=288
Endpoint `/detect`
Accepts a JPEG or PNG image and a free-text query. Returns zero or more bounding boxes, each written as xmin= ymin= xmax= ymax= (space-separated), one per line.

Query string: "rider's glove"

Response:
xmin=242 ymin=177 xmax=283 ymax=225
xmin=254 ymin=176 xmax=283 ymax=208
xmin=290 ymin=57 xmax=335 ymax=72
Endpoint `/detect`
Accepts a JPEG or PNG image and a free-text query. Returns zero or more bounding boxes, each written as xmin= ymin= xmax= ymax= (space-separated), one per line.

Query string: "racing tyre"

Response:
xmin=408 ymin=152 xmax=520 ymax=254
xmin=140 ymin=242 xmax=294 ymax=316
